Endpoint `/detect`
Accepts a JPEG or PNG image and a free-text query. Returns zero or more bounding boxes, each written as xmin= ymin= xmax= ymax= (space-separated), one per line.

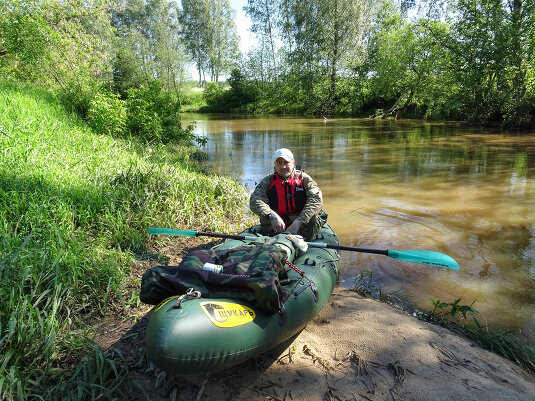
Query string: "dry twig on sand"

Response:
xmin=303 ymin=345 xmax=332 ymax=370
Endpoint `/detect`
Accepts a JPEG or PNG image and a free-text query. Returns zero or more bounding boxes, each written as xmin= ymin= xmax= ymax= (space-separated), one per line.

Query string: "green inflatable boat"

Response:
xmin=143 ymin=223 xmax=340 ymax=374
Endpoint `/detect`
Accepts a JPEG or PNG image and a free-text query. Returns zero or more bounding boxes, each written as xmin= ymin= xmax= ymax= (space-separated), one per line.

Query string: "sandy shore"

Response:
xmin=98 ymin=286 xmax=535 ymax=401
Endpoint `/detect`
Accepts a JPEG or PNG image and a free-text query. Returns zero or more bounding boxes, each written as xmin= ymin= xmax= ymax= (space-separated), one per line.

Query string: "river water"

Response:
xmin=185 ymin=114 xmax=535 ymax=345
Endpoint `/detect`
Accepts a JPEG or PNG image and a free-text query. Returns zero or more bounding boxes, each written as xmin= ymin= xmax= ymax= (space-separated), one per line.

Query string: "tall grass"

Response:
xmin=430 ymin=298 xmax=535 ymax=373
xmin=0 ymin=79 xmax=251 ymax=400
xmin=179 ymin=84 xmax=206 ymax=112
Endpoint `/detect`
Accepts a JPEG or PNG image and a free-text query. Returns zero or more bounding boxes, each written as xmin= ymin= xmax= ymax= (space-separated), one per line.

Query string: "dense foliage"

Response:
xmin=181 ymin=0 xmax=240 ymax=84
xmin=237 ymin=0 xmax=535 ymax=126
xmin=1 ymin=1 xmax=534 ymax=397
xmin=1 ymin=0 xmax=533 ymax=126
xmin=0 ymin=0 xmax=238 ymax=142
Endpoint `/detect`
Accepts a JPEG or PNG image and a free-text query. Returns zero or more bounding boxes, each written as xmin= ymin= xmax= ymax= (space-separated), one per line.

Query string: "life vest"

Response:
xmin=267 ymin=170 xmax=307 ymax=217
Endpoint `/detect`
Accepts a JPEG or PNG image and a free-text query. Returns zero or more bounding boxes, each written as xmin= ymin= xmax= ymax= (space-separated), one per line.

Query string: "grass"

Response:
xmin=465 ymin=327 xmax=535 ymax=372
xmin=430 ymin=298 xmax=535 ymax=373
xmin=179 ymin=83 xmax=207 ymax=112
xmin=0 ymin=79 xmax=252 ymax=400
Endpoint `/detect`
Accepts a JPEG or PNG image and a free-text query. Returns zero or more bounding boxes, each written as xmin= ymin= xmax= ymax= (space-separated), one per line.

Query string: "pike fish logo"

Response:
xmin=200 ymin=301 xmax=256 ymax=328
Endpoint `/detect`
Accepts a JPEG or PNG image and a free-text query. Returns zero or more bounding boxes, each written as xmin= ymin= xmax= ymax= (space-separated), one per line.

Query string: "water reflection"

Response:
xmin=184 ymin=114 xmax=535 ymax=345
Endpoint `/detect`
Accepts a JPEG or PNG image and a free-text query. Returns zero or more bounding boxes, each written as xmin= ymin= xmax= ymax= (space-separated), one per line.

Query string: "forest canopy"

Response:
xmin=1 ymin=0 xmax=534 ymax=127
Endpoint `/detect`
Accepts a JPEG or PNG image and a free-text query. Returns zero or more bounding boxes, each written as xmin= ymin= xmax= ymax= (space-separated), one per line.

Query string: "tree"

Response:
xmin=149 ymin=0 xmax=189 ymax=99
xmin=206 ymin=0 xmax=240 ymax=81
xmin=0 ymin=0 xmax=51 ymax=81
xmin=420 ymin=0 xmax=535 ymax=125
xmin=243 ymin=0 xmax=377 ymax=114
xmin=112 ymin=0 xmax=189 ymax=99
xmin=180 ymin=0 xmax=239 ymax=84
xmin=245 ymin=0 xmax=281 ymax=86
xmin=1 ymin=0 xmax=116 ymax=115
xmin=364 ymin=3 xmax=456 ymax=119
xmin=320 ymin=0 xmax=375 ymax=111
xmin=180 ymin=0 xmax=210 ymax=84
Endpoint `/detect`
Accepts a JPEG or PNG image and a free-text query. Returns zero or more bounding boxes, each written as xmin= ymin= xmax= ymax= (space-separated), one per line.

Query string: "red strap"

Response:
xmin=285 ymin=260 xmax=305 ymax=277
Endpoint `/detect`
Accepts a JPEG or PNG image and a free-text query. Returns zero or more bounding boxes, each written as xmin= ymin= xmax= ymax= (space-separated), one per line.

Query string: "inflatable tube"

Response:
xmin=145 ymin=224 xmax=340 ymax=374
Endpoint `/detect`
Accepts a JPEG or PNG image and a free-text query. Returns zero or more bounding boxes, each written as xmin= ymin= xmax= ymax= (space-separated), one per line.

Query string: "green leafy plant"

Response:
xmin=430 ymin=298 xmax=482 ymax=329
xmin=353 ymin=270 xmax=382 ymax=298
xmin=45 ymin=340 xmax=147 ymax=401
xmin=88 ymin=92 xmax=127 ymax=136
xmin=203 ymin=82 xmax=226 ymax=106
xmin=464 ymin=327 xmax=535 ymax=372
xmin=126 ymin=82 xmax=195 ymax=144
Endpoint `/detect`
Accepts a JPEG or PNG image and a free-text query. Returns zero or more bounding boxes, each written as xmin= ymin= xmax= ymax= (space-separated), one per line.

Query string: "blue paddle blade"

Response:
xmin=147 ymin=228 xmax=197 ymax=237
xmin=388 ymin=250 xmax=460 ymax=270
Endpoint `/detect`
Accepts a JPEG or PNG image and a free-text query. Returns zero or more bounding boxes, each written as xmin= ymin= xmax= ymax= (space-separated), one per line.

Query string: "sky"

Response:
xmin=229 ymin=0 xmax=254 ymax=53
xmin=187 ymin=0 xmax=253 ymax=80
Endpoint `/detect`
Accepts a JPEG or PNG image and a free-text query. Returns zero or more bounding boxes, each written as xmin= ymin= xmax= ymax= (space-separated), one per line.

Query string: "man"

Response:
xmin=250 ymin=148 xmax=324 ymax=241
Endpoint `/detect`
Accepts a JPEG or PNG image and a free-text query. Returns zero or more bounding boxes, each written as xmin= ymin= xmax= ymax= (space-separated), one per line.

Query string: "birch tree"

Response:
xmin=181 ymin=0 xmax=239 ymax=84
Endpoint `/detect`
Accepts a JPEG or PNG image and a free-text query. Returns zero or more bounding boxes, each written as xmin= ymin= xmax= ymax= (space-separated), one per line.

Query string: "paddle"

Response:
xmin=146 ymin=227 xmax=460 ymax=270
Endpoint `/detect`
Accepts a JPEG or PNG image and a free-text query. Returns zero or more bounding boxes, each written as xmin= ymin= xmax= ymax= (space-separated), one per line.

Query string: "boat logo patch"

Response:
xmin=200 ymin=301 xmax=255 ymax=328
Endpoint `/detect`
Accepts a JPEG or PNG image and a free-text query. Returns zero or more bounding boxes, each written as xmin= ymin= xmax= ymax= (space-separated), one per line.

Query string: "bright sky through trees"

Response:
xmin=229 ymin=0 xmax=253 ymax=53
xmin=185 ymin=0 xmax=253 ymax=80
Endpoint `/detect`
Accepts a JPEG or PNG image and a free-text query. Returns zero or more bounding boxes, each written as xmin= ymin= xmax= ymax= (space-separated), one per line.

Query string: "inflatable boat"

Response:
xmin=144 ymin=223 xmax=340 ymax=374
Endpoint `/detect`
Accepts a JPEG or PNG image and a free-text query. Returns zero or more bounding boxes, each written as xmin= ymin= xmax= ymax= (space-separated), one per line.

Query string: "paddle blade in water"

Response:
xmin=387 ymin=250 xmax=460 ymax=270
xmin=147 ymin=228 xmax=198 ymax=237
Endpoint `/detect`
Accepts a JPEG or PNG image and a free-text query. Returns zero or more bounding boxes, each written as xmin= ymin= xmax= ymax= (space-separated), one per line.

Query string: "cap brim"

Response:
xmin=275 ymin=156 xmax=292 ymax=162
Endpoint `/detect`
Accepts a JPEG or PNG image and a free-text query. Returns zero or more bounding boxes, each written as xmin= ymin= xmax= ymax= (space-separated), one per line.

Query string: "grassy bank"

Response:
xmin=0 ymin=79 xmax=251 ymax=400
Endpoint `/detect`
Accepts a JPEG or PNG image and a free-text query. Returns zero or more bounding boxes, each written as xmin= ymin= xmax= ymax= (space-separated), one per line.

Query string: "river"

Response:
xmin=184 ymin=113 xmax=535 ymax=345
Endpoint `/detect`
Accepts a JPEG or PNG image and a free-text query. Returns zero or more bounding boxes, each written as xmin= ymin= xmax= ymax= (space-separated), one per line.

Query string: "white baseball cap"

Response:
xmin=273 ymin=148 xmax=294 ymax=162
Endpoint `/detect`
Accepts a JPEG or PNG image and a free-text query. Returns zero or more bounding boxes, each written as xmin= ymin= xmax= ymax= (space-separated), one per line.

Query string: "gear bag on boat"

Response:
xmin=140 ymin=239 xmax=294 ymax=313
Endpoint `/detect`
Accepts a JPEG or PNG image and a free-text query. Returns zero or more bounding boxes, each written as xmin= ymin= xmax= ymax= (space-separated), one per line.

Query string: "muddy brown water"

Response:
xmin=184 ymin=113 xmax=535 ymax=345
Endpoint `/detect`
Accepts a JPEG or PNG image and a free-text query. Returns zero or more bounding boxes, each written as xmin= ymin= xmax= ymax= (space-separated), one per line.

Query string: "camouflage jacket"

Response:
xmin=250 ymin=170 xmax=323 ymax=224
xmin=140 ymin=241 xmax=291 ymax=312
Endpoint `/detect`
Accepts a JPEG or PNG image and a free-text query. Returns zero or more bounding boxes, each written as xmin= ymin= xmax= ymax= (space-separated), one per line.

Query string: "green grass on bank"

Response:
xmin=0 ymin=79 xmax=251 ymax=400
xmin=180 ymin=86 xmax=206 ymax=112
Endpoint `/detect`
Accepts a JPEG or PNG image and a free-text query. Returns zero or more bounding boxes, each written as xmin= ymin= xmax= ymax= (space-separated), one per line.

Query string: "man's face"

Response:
xmin=275 ymin=157 xmax=295 ymax=179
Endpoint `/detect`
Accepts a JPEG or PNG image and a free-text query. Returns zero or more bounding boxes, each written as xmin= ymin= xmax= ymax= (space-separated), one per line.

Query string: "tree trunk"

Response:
xmin=329 ymin=0 xmax=340 ymax=114
xmin=265 ymin=0 xmax=278 ymax=95
xmin=369 ymin=90 xmax=414 ymax=120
